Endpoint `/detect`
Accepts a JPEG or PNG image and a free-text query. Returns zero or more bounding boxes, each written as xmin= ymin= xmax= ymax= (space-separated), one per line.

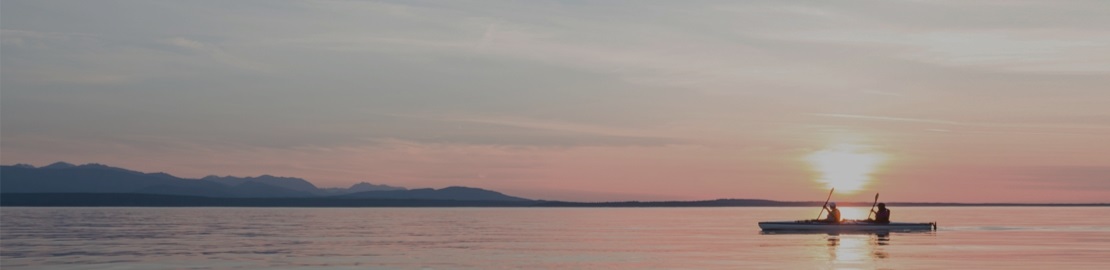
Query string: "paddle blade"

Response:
xmin=816 ymin=188 xmax=835 ymax=219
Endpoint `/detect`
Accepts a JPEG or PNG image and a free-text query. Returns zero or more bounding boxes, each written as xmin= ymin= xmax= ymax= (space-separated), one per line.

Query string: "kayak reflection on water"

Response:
xmin=759 ymin=230 xmax=920 ymax=264
xmin=827 ymin=233 xmax=891 ymax=263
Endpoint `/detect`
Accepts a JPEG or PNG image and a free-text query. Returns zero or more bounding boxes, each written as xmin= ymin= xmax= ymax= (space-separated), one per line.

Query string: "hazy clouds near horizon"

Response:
xmin=2 ymin=1 xmax=1108 ymax=202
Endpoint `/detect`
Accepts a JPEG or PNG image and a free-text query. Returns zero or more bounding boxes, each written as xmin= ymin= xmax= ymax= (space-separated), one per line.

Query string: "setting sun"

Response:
xmin=806 ymin=144 xmax=886 ymax=194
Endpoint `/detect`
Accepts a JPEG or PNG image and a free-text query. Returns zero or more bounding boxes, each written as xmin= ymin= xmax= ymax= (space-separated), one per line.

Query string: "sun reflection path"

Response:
xmin=806 ymin=144 xmax=886 ymax=194
xmin=827 ymin=234 xmax=889 ymax=269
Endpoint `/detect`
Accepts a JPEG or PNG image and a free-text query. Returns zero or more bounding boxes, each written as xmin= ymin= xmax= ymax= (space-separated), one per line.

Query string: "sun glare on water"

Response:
xmin=806 ymin=144 xmax=886 ymax=194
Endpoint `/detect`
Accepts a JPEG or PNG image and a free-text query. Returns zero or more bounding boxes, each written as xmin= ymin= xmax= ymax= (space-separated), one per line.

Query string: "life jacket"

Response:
xmin=827 ymin=208 xmax=841 ymax=222
xmin=875 ymin=209 xmax=891 ymax=223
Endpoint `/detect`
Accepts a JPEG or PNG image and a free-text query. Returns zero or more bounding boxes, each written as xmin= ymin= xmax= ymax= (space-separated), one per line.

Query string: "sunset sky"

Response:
xmin=2 ymin=0 xmax=1108 ymax=203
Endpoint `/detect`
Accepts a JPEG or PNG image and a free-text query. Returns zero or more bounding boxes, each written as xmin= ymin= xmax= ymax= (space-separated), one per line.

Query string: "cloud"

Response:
xmin=811 ymin=113 xmax=965 ymax=125
xmin=162 ymin=37 xmax=207 ymax=51
xmin=0 ymin=29 xmax=97 ymax=48
xmin=358 ymin=113 xmax=683 ymax=148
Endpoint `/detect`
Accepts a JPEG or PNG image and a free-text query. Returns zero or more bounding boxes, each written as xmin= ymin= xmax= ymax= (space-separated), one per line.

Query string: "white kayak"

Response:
xmin=759 ymin=220 xmax=936 ymax=231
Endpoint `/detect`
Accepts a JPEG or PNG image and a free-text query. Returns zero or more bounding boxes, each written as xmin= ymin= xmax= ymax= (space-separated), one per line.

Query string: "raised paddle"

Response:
xmin=866 ymin=193 xmax=880 ymax=220
xmin=816 ymin=188 xmax=835 ymax=220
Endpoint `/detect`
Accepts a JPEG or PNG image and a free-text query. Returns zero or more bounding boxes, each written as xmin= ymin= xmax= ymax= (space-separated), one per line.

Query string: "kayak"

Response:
xmin=759 ymin=220 xmax=936 ymax=231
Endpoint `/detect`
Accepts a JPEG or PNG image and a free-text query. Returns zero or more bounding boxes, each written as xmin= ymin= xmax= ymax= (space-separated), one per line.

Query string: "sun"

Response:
xmin=806 ymin=144 xmax=885 ymax=194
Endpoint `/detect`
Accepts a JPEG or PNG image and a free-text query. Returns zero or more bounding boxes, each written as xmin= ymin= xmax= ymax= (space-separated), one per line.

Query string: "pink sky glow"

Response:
xmin=2 ymin=1 xmax=1108 ymax=203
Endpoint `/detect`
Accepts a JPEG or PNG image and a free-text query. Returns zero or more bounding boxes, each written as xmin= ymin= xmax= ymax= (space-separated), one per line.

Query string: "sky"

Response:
xmin=2 ymin=0 xmax=1108 ymax=203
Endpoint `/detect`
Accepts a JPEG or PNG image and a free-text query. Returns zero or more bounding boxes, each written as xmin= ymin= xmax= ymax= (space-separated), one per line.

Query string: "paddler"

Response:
xmin=824 ymin=202 xmax=841 ymax=223
xmin=871 ymin=203 xmax=891 ymax=224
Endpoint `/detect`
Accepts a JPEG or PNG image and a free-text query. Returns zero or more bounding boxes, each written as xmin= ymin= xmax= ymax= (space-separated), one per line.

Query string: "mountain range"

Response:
xmin=0 ymin=162 xmax=528 ymax=201
xmin=3 ymin=162 xmax=1105 ymax=207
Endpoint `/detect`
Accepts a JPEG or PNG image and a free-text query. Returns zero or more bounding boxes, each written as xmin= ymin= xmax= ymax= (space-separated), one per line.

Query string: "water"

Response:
xmin=2 ymin=207 xmax=1108 ymax=269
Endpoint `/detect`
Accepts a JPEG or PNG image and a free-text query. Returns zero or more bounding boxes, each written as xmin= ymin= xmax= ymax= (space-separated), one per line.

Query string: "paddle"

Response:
xmin=815 ymin=188 xmax=834 ymax=220
xmin=866 ymin=193 xmax=880 ymax=220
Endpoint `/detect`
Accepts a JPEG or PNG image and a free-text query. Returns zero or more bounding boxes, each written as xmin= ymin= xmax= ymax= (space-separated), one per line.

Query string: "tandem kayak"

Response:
xmin=759 ymin=220 xmax=936 ymax=231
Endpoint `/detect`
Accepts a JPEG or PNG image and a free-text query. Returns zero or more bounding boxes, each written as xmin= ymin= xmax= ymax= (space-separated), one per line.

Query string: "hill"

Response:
xmin=0 ymin=162 xmax=522 ymax=201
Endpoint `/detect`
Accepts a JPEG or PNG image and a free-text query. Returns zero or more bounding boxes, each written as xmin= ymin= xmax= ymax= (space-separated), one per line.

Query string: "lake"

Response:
xmin=2 ymin=207 xmax=1108 ymax=269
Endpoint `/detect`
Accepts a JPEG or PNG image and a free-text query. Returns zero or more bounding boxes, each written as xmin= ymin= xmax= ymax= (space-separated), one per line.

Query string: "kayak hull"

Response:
xmin=759 ymin=220 xmax=936 ymax=231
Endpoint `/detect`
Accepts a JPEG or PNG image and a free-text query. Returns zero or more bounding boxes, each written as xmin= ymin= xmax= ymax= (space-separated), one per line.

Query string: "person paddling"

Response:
xmin=871 ymin=203 xmax=891 ymax=224
xmin=823 ymin=202 xmax=841 ymax=223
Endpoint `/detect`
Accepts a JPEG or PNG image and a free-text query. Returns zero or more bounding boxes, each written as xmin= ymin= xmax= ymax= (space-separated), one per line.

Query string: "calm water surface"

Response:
xmin=2 ymin=207 xmax=1108 ymax=269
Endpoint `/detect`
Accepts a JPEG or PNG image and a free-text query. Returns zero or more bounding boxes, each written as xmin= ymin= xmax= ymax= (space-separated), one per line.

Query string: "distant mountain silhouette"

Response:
xmin=227 ymin=181 xmax=316 ymax=197
xmin=202 ymin=175 xmax=322 ymax=194
xmin=318 ymin=182 xmax=407 ymax=195
xmin=1 ymin=163 xmax=230 ymax=195
xmin=41 ymin=161 xmax=78 ymax=169
xmin=0 ymin=193 xmax=539 ymax=207
xmin=10 ymin=163 xmax=36 ymax=169
xmin=135 ymin=184 xmax=235 ymax=197
xmin=348 ymin=182 xmax=407 ymax=192
xmin=0 ymin=162 xmax=524 ymax=201
xmin=339 ymin=186 xmax=530 ymax=201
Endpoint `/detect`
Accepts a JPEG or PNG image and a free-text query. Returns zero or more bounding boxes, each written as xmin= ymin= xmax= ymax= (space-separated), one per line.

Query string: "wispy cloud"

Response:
xmin=811 ymin=113 xmax=965 ymax=125
xmin=375 ymin=113 xmax=683 ymax=148
xmin=811 ymin=113 xmax=1110 ymax=131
